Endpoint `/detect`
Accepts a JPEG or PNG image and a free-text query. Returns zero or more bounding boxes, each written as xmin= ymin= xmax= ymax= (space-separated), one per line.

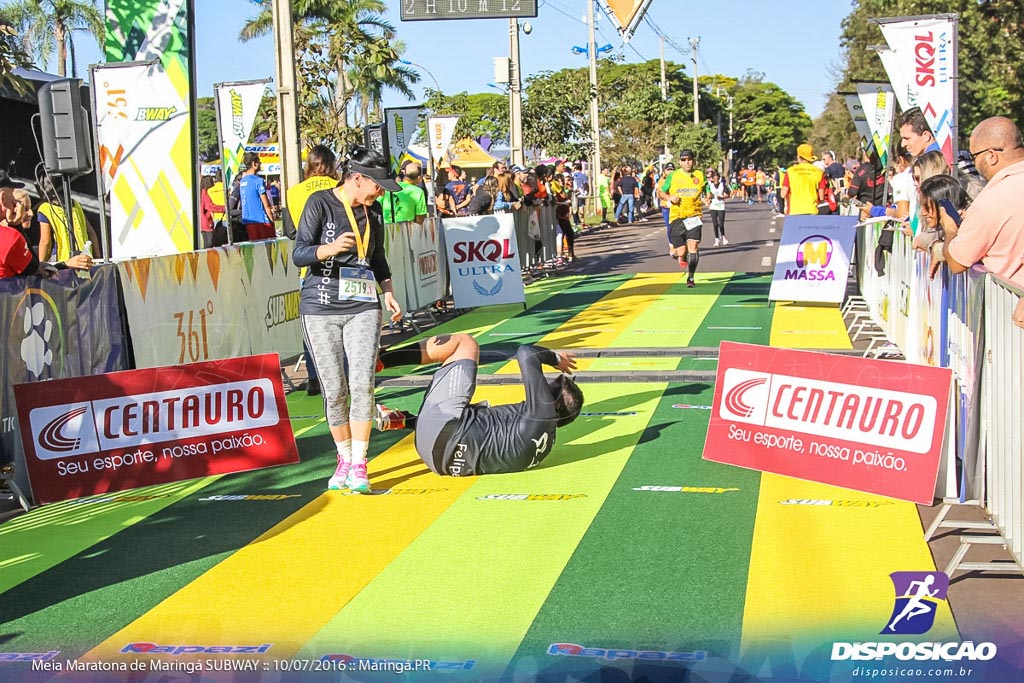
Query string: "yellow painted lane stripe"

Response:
xmin=769 ymin=302 xmax=852 ymax=349
xmin=83 ymin=435 xmax=475 ymax=663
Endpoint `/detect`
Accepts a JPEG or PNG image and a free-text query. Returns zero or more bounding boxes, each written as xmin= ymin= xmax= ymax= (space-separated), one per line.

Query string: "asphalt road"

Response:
xmin=572 ymin=199 xmax=782 ymax=276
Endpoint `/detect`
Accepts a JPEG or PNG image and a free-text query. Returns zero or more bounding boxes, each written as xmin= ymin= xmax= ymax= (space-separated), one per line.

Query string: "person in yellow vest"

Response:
xmin=283 ymin=145 xmax=339 ymax=397
xmin=35 ymin=177 xmax=102 ymax=261
xmin=780 ymin=143 xmax=826 ymax=215
xmin=659 ymin=149 xmax=708 ymax=287
xmin=205 ymin=170 xmax=228 ymax=247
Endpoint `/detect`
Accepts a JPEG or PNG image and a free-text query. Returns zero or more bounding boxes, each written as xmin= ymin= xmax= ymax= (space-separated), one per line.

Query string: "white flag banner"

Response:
xmin=843 ymin=93 xmax=873 ymax=154
xmin=384 ymin=106 xmax=422 ymax=172
xmin=428 ymin=115 xmax=459 ymax=164
xmin=216 ymin=80 xmax=268 ymax=188
xmin=876 ymin=15 xmax=958 ymax=163
xmin=856 ymin=82 xmax=896 ymax=167
xmin=92 ymin=61 xmax=191 ymax=258
xmin=442 ymin=214 xmax=526 ymax=308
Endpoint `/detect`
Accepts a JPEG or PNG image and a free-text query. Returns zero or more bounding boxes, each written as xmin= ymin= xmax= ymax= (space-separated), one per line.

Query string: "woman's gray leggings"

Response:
xmin=301 ymin=309 xmax=382 ymax=427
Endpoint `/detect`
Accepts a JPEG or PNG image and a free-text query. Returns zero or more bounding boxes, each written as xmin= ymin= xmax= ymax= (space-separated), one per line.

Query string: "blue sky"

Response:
xmin=66 ymin=0 xmax=851 ymax=117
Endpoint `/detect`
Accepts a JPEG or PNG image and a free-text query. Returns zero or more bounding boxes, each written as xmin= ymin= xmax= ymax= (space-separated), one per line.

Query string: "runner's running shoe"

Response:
xmin=327 ymin=458 xmax=350 ymax=490
xmin=687 ymin=277 xmax=696 ymax=288
xmin=346 ymin=462 xmax=371 ymax=493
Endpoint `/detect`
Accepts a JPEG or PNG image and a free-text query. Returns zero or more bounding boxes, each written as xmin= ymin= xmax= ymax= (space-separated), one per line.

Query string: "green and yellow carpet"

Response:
xmin=0 ymin=273 xmax=958 ymax=681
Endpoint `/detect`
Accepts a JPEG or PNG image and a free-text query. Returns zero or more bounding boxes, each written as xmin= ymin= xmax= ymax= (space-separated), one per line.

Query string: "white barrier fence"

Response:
xmin=857 ymin=223 xmax=1024 ymax=575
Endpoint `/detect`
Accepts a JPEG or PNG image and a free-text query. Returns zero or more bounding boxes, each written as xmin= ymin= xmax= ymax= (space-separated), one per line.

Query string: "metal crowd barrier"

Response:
xmin=856 ymin=220 xmax=1024 ymax=577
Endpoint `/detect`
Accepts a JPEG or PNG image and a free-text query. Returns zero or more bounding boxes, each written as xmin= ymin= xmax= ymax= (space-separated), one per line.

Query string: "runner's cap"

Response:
xmin=679 ymin=149 xmax=695 ymax=160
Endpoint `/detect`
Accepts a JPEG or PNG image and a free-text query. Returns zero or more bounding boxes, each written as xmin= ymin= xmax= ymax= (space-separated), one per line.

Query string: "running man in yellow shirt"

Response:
xmin=659 ymin=149 xmax=708 ymax=287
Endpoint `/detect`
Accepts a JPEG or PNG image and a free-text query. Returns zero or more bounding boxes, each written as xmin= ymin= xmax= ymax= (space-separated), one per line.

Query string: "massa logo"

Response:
xmin=724 ymin=376 xmax=768 ymax=418
xmin=796 ymin=235 xmax=833 ymax=268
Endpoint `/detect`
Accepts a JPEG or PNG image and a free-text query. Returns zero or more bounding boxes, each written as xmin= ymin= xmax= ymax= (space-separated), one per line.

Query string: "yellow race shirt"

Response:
xmin=661 ymin=170 xmax=706 ymax=223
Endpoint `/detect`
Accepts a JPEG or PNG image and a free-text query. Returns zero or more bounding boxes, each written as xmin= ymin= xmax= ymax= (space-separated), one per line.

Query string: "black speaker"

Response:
xmin=38 ymin=79 xmax=93 ymax=175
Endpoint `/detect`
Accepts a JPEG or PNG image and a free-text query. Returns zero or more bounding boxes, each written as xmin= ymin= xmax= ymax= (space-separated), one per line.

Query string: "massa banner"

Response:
xmin=703 ymin=342 xmax=951 ymax=504
xmin=769 ymin=215 xmax=858 ymax=304
xmin=15 ymin=354 xmax=298 ymax=505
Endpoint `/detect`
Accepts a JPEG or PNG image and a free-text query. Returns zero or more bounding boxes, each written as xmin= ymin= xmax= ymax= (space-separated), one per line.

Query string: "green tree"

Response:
xmin=0 ymin=19 xmax=32 ymax=96
xmin=423 ymin=90 xmax=509 ymax=143
xmin=729 ymin=75 xmax=812 ymax=166
xmin=3 ymin=0 xmax=103 ymax=77
xmin=195 ymin=97 xmax=219 ymax=161
xmin=809 ymin=92 xmax=861 ymax=163
xmin=670 ymin=124 xmax=724 ymax=171
xmin=836 ymin=0 xmax=1024 ymax=144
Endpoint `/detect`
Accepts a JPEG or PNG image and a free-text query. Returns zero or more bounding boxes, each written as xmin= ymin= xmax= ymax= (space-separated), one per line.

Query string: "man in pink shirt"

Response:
xmin=932 ymin=117 xmax=1024 ymax=288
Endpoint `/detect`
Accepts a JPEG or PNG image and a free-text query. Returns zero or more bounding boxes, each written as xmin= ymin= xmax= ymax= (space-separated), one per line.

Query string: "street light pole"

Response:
xmin=509 ymin=19 xmax=525 ymax=167
xmin=271 ymin=0 xmax=301 ymax=197
xmin=399 ymin=59 xmax=442 ymax=95
xmin=690 ymin=36 xmax=700 ymax=125
xmin=587 ymin=0 xmax=601 ymax=191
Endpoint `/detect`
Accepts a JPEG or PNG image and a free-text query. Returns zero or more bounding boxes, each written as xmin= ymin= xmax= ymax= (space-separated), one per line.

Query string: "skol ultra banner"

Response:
xmin=842 ymin=93 xmax=874 ymax=154
xmin=442 ymin=214 xmax=526 ymax=308
xmin=428 ymin=115 xmax=459 ymax=164
xmin=875 ymin=15 xmax=958 ymax=164
xmin=384 ymin=107 xmax=423 ymax=173
xmin=703 ymin=342 xmax=951 ymax=504
xmin=104 ymin=0 xmax=197 ymax=257
xmin=15 ymin=353 xmax=298 ymax=505
xmin=856 ymin=82 xmax=895 ymax=168
xmin=216 ymin=80 xmax=268 ymax=188
xmin=769 ymin=215 xmax=858 ymax=304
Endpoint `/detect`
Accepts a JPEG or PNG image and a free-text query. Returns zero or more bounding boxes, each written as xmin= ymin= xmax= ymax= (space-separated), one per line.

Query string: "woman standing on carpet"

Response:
xmin=292 ymin=148 xmax=403 ymax=492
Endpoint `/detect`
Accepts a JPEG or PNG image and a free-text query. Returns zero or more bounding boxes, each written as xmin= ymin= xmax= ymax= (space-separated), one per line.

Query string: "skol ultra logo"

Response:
xmin=881 ymin=571 xmax=949 ymax=635
xmin=785 ymin=234 xmax=835 ymax=281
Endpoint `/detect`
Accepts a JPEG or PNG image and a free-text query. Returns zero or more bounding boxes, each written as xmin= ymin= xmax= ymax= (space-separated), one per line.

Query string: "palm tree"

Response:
xmin=347 ymin=38 xmax=419 ymax=125
xmin=4 ymin=0 xmax=104 ymax=78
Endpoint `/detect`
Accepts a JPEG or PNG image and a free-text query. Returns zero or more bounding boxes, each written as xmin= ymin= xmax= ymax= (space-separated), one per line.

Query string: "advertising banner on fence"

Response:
xmin=428 ymin=115 xmax=459 ymax=163
xmin=769 ymin=215 xmax=858 ymax=304
xmin=0 ymin=268 xmax=129 ymax=497
xmin=442 ymin=214 xmax=526 ymax=308
xmin=385 ymin=218 xmax=448 ymax=313
xmin=703 ymin=342 xmax=951 ymax=504
xmin=384 ymin=107 xmax=422 ymax=173
xmin=856 ymin=82 xmax=895 ymax=168
xmin=948 ymin=267 xmax=985 ymax=502
xmin=117 ymin=239 xmax=302 ymax=368
xmin=103 ymin=0 xmax=197 ymax=257
xmin=216 ymin=80 xmax=268 ymax=188
xmin=15 ymin=353 xmax=298 ymax=505
xmin=876 ymin=15 xmax=958 ymax=164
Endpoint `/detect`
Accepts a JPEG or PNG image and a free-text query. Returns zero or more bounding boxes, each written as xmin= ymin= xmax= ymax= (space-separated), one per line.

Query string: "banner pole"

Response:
xmin=88 ymin=63 xmax=110 ymax=260
xmin=213 ymin=83 xmax=232 ymax=246
xmin=951 ymin=15 xmax=960 ymax=156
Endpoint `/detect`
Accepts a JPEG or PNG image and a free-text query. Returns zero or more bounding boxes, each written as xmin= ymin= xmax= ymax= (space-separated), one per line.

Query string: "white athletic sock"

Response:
xmin=351 ymin=439 xmax=369 ymax=465
xmin=335 ymin=439 xmax=352 ymax=464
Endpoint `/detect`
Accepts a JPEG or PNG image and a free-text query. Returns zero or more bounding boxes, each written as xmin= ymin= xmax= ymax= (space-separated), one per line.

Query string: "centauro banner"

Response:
xmin=875 ymin=15 xmax=958 ymax=164
xmin=104 ymin=0 xmax=196 ymax=257
xmin=216 ymin=80 xmax=268 ymax=188
xmin=117 ymin=239 xmax=302 ymax=369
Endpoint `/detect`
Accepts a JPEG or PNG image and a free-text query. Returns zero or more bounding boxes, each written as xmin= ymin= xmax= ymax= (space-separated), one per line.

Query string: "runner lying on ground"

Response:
xmin=373 ymin=334 xmax=583 ymax=476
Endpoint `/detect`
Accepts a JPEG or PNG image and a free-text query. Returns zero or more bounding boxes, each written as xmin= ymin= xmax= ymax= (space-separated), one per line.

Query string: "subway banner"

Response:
xmin=769 ymin=215 xmax=858 ymax=304
xmin=842 ymin=92 xmax=873 ymax=153
xmin=14 ymin=354 xmax=298 ymax=505
xmin=215 ymin=79 xmax=269 ymax=188
xmin=856 ymin=82 xmax=895 ymax=168
xmin=104 ymin=0 xmax=197 ymax=257
xmin=117 ymin=239 xmax=302 ymax=369
xmin=703 ymin=342 xmax=952 ymax=504
xmin=442 ymin=214 xmax=526 ymax=309
xmin=384 ymin=106 xmax=422 ymax=173
xmin=875 ymin=14 xmax=958 ymax=164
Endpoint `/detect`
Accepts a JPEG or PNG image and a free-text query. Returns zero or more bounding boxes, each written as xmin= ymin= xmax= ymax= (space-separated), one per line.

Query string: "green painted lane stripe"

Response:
xmin=685 ymin=273 xmax=773 ymax=352
xmin=300 ymin=382 xmax=665 ymax=676
xmin=611 ymin=272 xmax=732 ymax=348
xmin=506 ymin=382 xmax=762 ymax=680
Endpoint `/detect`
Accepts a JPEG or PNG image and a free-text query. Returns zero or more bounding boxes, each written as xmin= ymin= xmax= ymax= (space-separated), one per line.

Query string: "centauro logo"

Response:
xmin=476 ymin=494 xmax=586 ymax=501
xmin=718 ymin=367 xmax=937 ymax=454
xmin=135 ymin=106 xmax=177 ymax=121
xmin=633 ymin=486 xmax=739 ymax=494
xmin=780 ymin=499 xmax=893 ymax=508
xmin=265 ymin=290 xmax=300 ymax=330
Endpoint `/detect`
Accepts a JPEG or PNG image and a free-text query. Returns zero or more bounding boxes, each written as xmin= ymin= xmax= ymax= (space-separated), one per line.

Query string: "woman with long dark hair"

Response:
xmin=292 ymin=147 xmax=403 ymax=492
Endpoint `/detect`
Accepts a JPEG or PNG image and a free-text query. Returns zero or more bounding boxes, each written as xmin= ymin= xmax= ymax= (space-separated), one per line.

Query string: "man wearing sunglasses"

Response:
xmin=930 ymin=116 xmax=1024 ymax=290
